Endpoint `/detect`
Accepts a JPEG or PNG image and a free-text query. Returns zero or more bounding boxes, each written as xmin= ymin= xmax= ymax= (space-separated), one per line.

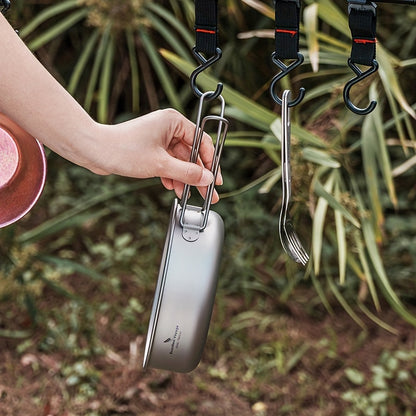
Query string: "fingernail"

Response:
xmin=201 ymin=169 xmax=214 ymax=185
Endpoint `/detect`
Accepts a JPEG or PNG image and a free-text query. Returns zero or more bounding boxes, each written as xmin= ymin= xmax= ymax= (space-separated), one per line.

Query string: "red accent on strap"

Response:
xmin=354 ymin=38 xmax=377 ymax=45
xmin=196 ymin=28 xmax=216 ymax=35
xmin=276 ymin=29 xmax=298 ymax=37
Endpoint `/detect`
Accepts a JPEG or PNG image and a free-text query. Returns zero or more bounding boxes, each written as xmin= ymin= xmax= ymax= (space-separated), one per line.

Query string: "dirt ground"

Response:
xmin=0 ymin=277 xmax=415 ymax=416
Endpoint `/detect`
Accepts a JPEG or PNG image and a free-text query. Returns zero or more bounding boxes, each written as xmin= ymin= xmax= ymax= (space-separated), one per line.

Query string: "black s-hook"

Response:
xmin=190 ymin=47 xmax=223 ymax=101
xmin=270 ymin=52 xmax=306 ymax=107
xmin=1 ymin=0 xmax=10 ymax=14
xmin=343 ymin=58 xmax=379 ymax=115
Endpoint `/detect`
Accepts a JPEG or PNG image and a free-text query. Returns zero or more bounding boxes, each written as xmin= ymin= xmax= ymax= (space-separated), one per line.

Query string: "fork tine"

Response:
xmin=287 ymin=233 xmax=309 ymax=265
xmin=285 ymin=225 xmax=309 ymax=264
xmin=291 ymin=231 xmax=309 ymax=259
xmin=281 ymin=226 xmax=308 ymax=266
xmin=292 ymin=237 xmax=309 ymax=265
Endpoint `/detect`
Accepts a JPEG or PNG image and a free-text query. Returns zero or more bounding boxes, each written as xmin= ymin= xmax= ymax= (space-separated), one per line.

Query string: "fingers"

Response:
xmin=166 ymin=109 xmax=223 ymax=185
xmin=160 ymin=177 xmax=220 ymax=203
xmin=161 ymin=155 xmax=214 ymax=187
xmin=158 ymin=109 xmax=223 ymax=203
xmin=160 ymin=177 xmax=174 ymax=190
xmin=166 ymin=137 xmax=222 ymax=187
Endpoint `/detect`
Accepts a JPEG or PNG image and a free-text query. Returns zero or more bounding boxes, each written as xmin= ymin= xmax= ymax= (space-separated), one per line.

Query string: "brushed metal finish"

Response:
xmin=143 ymin=199 xmax=224 ymax=373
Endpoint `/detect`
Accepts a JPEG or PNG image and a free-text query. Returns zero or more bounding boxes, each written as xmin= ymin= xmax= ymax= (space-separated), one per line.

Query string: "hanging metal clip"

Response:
xmin=343 ymin=58 xmax=379 ymax=115
xmin=190 ymin=47 xmax=223 ymax=101
xmin=179 ymin=91 xmax=228 ymax=241
xmin=344 ymin=0 xmax=378 ymax=115
xmin=270 ymin=52 xmax=306 ymax=107
xmin=1 ymin=0 xmax=10 ymax=14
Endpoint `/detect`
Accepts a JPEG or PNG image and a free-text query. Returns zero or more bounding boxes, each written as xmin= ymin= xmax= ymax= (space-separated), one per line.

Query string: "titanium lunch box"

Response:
xmin=143 ymin=92 xmax=228 ymax=373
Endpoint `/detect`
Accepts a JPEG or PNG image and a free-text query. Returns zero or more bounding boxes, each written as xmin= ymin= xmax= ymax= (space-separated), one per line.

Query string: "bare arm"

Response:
xmin=0 ymin=14 xmax=221 ymax=201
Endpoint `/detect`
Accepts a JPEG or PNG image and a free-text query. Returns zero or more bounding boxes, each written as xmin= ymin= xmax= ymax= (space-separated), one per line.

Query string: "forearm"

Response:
xmin=0 ymin=13 xmax=100 ymax=168
xmin=0 ymin=14 xmax=219 ymax=197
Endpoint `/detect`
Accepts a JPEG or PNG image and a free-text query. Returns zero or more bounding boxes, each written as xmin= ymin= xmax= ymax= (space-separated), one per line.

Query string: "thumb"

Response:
xmin=161 ymin=156 xmax=214 ymax=186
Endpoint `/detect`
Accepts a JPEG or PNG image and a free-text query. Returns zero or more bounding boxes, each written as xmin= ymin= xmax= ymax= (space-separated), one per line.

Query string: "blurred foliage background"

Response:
xmin=1 ymin=0 xmax=416 ymax=415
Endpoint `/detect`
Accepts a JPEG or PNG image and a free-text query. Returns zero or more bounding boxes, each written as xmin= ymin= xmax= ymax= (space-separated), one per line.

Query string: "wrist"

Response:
xmin=72 ymin=120 xmax=113 ymax=175
xmin=43 ymin=116 xmax=108 ymax=175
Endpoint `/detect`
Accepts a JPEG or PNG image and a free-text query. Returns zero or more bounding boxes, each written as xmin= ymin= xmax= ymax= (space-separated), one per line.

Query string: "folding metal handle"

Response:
xmin=179 ymin=91 xmax=228 ymax=233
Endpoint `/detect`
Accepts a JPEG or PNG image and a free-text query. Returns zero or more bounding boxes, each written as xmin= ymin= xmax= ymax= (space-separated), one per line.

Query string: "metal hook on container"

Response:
xmin=1 ymin=0 xmax=10 ymax=14
xmin=270 ymin=52 xmax=306 ymax=107
xmin=190 ymin=47 xmax=223 ymax=101
xmin=343 ymin=58 xmax=379 ymax=115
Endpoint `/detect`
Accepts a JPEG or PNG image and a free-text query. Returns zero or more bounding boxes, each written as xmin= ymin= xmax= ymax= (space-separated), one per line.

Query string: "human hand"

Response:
xmin=0 ymin=15 xmax=222 ymax=202
xmin=86 ymin=109 xmax=223 ymax=203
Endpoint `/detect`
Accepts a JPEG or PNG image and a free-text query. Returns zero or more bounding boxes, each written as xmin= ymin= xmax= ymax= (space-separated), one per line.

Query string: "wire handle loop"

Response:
xmin=180 ymin=91 xmax=228 ymax=232
xmin=270 ymin=52 xmax=306 ymax=107
xmin=190 ymin=47 xmax=223 ymax=101
xmin=343 ymin=58 xmax=379 ymax=115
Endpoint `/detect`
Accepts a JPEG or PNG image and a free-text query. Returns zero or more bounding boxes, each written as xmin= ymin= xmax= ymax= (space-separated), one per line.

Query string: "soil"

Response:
xmin=0 ymin=276 xmax=415 ymax=416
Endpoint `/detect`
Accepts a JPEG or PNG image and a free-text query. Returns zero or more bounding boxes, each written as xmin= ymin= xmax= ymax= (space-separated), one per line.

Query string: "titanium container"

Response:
xmin=143 ymin=198 xmax=224 ymax=372
xmin=143 ymin=91 xmax=228 ymax=373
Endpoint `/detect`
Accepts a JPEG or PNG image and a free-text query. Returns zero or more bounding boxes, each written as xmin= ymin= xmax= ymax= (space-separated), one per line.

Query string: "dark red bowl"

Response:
xmin=0 ymin=114 xmax=46 ymax=228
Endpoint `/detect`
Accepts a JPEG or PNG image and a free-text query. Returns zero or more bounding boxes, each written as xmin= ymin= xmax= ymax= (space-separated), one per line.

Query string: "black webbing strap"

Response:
xmin=194 ymin=0 xmax=218 ymax=56
xmin=348 ymin=1 xmax=377 ymax=66
xmin=274 ymin=0 xmax=301 ymax=60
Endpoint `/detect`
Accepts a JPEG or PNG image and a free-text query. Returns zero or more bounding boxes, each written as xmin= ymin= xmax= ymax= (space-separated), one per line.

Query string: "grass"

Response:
xmin=1 ymin=157 xmax=416 ymax=415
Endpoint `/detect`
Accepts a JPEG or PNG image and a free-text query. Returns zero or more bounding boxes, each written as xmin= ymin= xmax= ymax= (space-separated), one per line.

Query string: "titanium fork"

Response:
xmin=279 ymin=90 xmax=309 ymax=266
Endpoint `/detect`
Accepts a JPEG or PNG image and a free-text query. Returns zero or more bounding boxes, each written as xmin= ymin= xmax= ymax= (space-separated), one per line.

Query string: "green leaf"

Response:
xmin=161 ymin=49 xmax=277 ymax=127
xmin=362 ymin=219 xmax=402 ymax=309
xmin=345 ymin=367 xmax=366 ymax=386
xmin=224 ymin=139 xmax=279 ymax=151
xmin=270 ymin=118 xmax=326 ymax=148
xmin=126 ymin=29 xmax=140 ymax=113
xmin=316 ymin=0 xmax=349 ymax=37
xmin=304 ymin=3 xmax=320 ymax=73
xmin=378 ymin=46 xmax=416 ymax=119
xmin=27 ymin=9 xmax=88 ymax=51
xmin=368 ymin=85 xmax=398 ymax=208
xmin=146 ymin=2 xmax=194 ymax=48
xmin=361 ymin=114 xmax=384 ymax=237
xmin=240 ymin=0 xmax=274 ymax=19
xmin=334 ymin=180 xmax=347 ymax=285
xmin=39 ymin=255 xmax=106 ymax=281
xmin=98 ymin=37 xmax=115 ymax=123
xmin=84 ymin=25 xmax=112 ymax=112
xmin=327 ymin=275 xmax=366 ymax=330
xmin=369 ymin=390 xmax=389 ymax=404
xmin=310 ymin=269 xmax=334 ymax=314
xmin=0 ymin=329 xmax=32 ymax=339
xmin=312 ymin=171 xmax=335 ymax=275
xmin=358 ymin=303 xmax=398 ymax=335
xmin=314 ymin=177 xmax=360 ymax=228
xmin=353 ymin=230 xmax=380 ymax=311
xmin=140 ymin=30 xmax=183 ymax=111
xmin=68 ymin=29 xmax=100 ymax=95
xmin=17 ymin=181 xmax=155 ymax=244
xmin=302 ymin=147 xmax=341 ymax=168
xmin=353 ymin=181 xmax=416 ymax=326
xmin=144 ymin=9 xmax=192 ymax=60
xmin=19 ymin=0 xmax=79 ymax=39
xmin=220 ymin=168 xmax=280 ymax=199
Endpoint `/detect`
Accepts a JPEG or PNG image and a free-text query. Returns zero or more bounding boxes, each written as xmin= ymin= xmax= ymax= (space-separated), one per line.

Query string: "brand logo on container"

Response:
xmin=164 ymin=325 xmax=181 ymax=355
